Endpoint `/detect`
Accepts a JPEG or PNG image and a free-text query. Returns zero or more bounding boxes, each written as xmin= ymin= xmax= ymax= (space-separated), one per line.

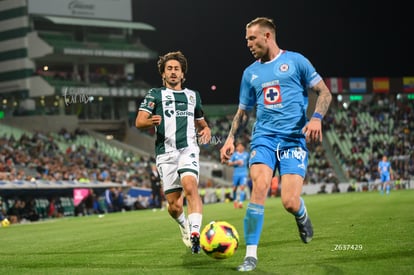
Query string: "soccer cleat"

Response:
xmin=179 ymin=221 xmax=192 ymax=248
xmin=190 ymin=232 xmax=201 ymax=254
xmin=237 ymin=257 xmax=257 ymax=272
xmin=296 ymin=215 xmax=313 ymax=243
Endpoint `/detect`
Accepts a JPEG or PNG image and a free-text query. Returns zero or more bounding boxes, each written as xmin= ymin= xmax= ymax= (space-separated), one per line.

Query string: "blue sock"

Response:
xmin=239 ymin=190 xmax=246 ymax=203
xmin=294 ymin=198 xmax=307 ymax=222
xmin=386 ymin=185 xmax=390 ymax=194
xmin=244 ymin=203 xmax=264 ymax=245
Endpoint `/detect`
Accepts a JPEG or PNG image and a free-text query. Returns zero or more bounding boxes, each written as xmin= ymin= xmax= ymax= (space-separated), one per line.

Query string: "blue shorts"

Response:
xmin=249 ymin=135 xmax=308 ymax=178
xmin=381 ymin=174 xmax=390 ymax=183
xmin=233 ymin=174 xmax=247 ymax=187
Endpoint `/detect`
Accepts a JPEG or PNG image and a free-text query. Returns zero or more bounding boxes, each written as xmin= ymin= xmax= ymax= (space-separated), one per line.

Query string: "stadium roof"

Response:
xmin=43 ymin=16 xmax=156 ymax=31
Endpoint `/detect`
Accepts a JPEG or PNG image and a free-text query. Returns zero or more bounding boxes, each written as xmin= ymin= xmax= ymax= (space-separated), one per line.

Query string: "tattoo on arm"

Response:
xmin=228 ymin=109 xmax=249 ymax=140
xmin=313 ymin=83 xmax=332 ymax=116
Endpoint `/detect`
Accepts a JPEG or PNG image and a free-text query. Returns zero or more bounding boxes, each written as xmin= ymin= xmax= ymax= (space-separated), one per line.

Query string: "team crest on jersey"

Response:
xmin=189 ymin=95 xmax=195 ymax=104
xmin=263 ymin=85 xmax=282 ymax=105
xmin=279 ymin=63 xmax=289 ymax=72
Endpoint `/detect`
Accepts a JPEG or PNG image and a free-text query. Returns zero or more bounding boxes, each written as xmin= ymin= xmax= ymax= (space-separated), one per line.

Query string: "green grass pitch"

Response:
xmin=0 ymin=189 xmax=413 ymax=274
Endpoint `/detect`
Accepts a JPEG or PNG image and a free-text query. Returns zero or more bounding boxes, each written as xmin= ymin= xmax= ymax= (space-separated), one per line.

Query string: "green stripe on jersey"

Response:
xmin=174 ymin=92 xmax=189 ymax=149
xmin=150 ymin=88 xmax=199 ymax=156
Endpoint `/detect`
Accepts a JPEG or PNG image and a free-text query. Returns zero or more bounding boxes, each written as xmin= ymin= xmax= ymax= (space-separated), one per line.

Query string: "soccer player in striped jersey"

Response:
xmin=220 ymin=17 xmax=332 ymax=271
xmin=136 ymin=51 xmax=211 ymax=254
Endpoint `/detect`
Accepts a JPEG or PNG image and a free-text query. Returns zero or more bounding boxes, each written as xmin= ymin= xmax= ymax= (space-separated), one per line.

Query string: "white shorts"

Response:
xmin=156 ymin=146 xmax=200 ymax=195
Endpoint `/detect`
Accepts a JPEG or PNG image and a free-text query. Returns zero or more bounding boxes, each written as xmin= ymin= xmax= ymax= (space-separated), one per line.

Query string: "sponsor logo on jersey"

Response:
xmin=164 ymin=109 xmax=175 ymax=117
xmin=263 ymin=85 xmax=282 ymax=105
xmin=165 ymin=95 xmax=173 ymax=106
xmin=176 ymin=110 xmax=194 ymax=117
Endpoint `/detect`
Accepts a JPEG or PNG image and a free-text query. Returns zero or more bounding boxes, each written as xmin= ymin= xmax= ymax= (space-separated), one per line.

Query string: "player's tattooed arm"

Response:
xmin=312 ymin=80 xmax=332 ymax=117
xmin=220 ymin=108 xmax=249 ymax=163
xmin=228 ymin=108 xmax=249 ymax=141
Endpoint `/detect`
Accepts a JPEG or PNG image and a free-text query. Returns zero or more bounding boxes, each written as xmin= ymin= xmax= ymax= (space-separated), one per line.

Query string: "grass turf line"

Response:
xmin=0 ymin=189 xmax=412 ymax=274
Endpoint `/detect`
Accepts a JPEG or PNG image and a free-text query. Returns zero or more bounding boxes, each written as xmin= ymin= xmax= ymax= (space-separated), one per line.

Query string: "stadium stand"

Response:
xmin=0 ymin=122 xmax=156 ymax=222
xmin=325 ymin=94 xmax=414 ymax=188
xmin=0 ymin=0 xmax=156 ymax=136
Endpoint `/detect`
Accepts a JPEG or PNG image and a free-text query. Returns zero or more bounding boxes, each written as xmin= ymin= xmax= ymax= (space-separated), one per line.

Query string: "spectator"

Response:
xmin=331 ymin=183 xmax=340 ymax=193
xmin=149 ymin=163 xmax=163 ymax=209
xmin=47 ymin=197 xmax=63 ymax=218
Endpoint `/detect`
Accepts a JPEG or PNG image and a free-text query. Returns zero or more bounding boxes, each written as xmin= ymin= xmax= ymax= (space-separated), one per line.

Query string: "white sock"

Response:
xmin=188 ymin=213 xmax=202 ymax=234
xmin=245 ymin=245 xmax=258 ymax=259
xmin=176 ymin=212 xmax=187 ymax=228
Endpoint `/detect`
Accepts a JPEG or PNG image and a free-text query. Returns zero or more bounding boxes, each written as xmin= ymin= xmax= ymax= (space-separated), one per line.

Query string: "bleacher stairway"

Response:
xmin=321 ymin=137 xmax=348 ymax=183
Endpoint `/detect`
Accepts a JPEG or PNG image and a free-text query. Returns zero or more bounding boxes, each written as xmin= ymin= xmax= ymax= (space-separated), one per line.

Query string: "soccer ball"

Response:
xmin=200 ymin=220 xmax=239 ymax=259
xmin=1 ymin=218 xmax=10 ymax=227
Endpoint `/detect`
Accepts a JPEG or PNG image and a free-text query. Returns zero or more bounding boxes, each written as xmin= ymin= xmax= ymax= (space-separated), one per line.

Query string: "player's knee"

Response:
xmin=253 ymin=181 xmax=270 ymax=194
xmin=282 ymin=196 xmax=299 ymax=213
xmin=167 ymin=199 xmax=182 ymax=214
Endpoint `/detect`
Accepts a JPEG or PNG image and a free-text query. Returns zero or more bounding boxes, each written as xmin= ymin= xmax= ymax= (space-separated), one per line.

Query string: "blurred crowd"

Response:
xmin=0 ymin=128 xmax=153 ymax=186
xmin=325 ymin=94 xmax=414 ymax=185
xmin=0 ymin=127 xmax=155 ymax=224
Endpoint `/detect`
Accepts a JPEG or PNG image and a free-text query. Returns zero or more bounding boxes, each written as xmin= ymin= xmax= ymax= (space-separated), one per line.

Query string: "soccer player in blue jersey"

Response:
xmin=378 ymin=155 xmax=393 ymax=195
xmin=220 ymin=17 xmax=332 ymax=272
xmin=227 ymin=142 xmax=249 ymax=208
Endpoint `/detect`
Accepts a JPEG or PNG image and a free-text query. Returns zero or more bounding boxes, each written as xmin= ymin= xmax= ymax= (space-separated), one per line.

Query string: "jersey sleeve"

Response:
xmin=238 ymin=69 xmax=256 ymax=111
xmin=194 ymin=91 xmax=205 ymax=120
xmin=139 ymin=88 xmax=157 ymax=114
xmin=295 ymin=53 xmax=322 ymax=88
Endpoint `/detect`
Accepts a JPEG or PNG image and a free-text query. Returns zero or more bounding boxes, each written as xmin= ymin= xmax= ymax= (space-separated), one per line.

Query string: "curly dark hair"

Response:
xmin=157 ymin=51 xmax=188 ymax=76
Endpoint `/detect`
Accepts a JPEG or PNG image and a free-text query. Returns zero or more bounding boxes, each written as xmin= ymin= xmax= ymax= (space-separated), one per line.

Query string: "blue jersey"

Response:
xmin=239 ymin=50 xmax=322 ymax=140
xmin=230 ymin=151 xmax=249 ymax=177
xmin=378 ymin=161 xmax=391 ymax=176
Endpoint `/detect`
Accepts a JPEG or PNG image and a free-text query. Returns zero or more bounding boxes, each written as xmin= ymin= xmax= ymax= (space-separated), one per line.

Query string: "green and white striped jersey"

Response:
xmin=139 ymin=87 xmax=205 ymax=155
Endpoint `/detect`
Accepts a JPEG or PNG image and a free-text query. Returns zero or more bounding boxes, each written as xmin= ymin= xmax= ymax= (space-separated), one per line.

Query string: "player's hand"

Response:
xmin=151 ymin=115 xmax=162 ymax=126
xmin=302 ymin=118 xmax=323 ymax=143
xmin=220 ymin=139 xmax=235 ymax=164
xmin=198 ymin=127 xmax=211 ymax=145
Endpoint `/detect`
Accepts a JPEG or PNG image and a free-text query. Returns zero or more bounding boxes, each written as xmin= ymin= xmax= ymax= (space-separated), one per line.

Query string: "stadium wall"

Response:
xmin=2 ymin=115 xmax=79 ymax=132
xmin=301 ymin=180 xmax=413 ymax=195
